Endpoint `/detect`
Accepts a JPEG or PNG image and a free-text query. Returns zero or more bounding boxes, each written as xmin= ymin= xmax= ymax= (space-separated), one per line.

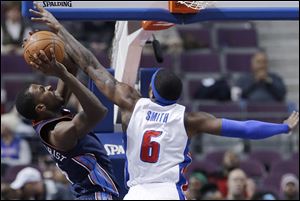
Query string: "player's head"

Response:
xmin=15 ymin=84 xmax=64 ymax=120
xmin=149 ymin=69 xmax=182 ymax=105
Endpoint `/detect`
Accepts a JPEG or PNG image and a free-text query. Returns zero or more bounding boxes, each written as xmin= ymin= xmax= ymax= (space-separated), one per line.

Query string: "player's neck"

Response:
xmin=37 ymin=111 xmax=62 ymax=122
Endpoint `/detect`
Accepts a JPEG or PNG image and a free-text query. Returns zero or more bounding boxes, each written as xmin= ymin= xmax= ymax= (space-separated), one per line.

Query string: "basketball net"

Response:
xmin=169 ymin=1 xmax=215 ymax=13
xmin=178 ymin=1 xmax=215 ymax=10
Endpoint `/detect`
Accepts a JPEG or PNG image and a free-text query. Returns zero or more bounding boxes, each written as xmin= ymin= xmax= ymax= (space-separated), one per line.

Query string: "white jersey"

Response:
xmin=125 ymin=98 xmax=192 ymax=197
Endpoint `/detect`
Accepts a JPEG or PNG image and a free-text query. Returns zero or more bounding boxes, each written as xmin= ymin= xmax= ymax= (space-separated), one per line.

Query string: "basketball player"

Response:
xmin=30 ymin=4 xmax=299 ymax=200
xmin=15 ymin=49 xmax=119 ymax=200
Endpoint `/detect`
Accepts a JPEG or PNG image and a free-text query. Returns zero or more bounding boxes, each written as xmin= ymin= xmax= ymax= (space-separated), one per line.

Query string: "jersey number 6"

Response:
xmin=140 ymin=130 xmax=162 ymax=163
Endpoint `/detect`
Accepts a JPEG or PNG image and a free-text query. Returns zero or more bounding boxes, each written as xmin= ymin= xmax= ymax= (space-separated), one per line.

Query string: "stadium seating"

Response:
xmin=248 ymin=149 xmax=282 ymax=171
xmin=185 ymin=159 xmax=219 ymax=177
xmin=181 ymin=52 xmax=220 ymax=73
xmin=1 ymin=54 xmax=32 ymax=74
xmin=140 ymin=54 xmax=173 ymax=69
xmin=239 ymin=159 xmax=266 ymax=178
xmin=178 ymin=28 xmax=212 ymax=49
xmin=204 ymin=150 xmax=226 ymax=166
xmin=225 ymin=53 xmax=253 ymax=73
xmin=217 ymin=28 xmax=258 ymax=47
xmin=270 ymin=159 xmax=299 ymax=178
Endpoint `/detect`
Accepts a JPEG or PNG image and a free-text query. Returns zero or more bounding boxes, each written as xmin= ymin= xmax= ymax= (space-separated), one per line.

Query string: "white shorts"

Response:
xmin=123 ymin=182 xmax=186 ymax=200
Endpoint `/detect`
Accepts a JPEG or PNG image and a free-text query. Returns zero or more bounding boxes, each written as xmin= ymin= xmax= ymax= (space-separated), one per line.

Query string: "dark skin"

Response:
xmin=30 ymin=3 xmax=299 ymax=138
xmin=26 ymin=48 xmax=107 ymax=151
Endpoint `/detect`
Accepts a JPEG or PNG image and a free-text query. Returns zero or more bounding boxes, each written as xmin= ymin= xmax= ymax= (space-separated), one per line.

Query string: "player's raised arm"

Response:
xmin=23 ymin=33 xmax=77 ymax=106
xmin=29 ymin=3 xmax=141 ymax=112
xmin=54 ymin=54 xmax=78 ymax=105
xmin=29 ymin=49 xmax=107 ymax=151
xmin=185 ymin=111 xmax=299 ymax=139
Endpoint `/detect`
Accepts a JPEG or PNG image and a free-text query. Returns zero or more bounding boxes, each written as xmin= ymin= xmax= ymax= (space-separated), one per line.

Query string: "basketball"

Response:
xmin=23 ymin=31 xmax=65 ymax=65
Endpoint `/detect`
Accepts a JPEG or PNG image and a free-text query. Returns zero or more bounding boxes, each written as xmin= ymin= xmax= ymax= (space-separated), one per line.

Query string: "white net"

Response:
xmin=177 ymin=1 xmax=215 ymax=10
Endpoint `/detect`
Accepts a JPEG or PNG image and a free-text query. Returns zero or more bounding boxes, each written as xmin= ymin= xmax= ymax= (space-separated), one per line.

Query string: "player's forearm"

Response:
xmin=56 ymin=55 xmax=79 ymax=105
xmin=59 ymin=71 xmax=107 ymax=118
xmin=57 ymin=26 xmax=117 ymax=90
xmin=56 ymin=79 xmax=71 ymax=105
xmin=221 ymin=119 xmax=290 ymax=139
xmin=58 ymin=26 xmax=102 ymax=71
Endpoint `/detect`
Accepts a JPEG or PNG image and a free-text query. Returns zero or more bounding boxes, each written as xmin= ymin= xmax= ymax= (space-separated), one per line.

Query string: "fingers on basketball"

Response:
xmin=29 ymin=9 xmax=43 ymax=17
xmin=34 ymin=2 xmax=45 ymax=12
xmin=39 ymin=50 xmax=50 ymax=63
xmin=50 ymin=48 xmax=56 ymax=61
xmin=22 ymin=38 xmax=28 ymax=48
xmin=33 ymin=53 xmax=42 ymax=65
xmin=29 ymin=61 xmax=39 ymax=69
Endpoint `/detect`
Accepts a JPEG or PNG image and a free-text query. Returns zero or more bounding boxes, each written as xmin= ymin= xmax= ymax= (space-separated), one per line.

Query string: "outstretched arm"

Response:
xmin=185 ymin=111 xmax=299 ymax=139
xmin=30 ymin=3 xmax=141 ymax=112
xmin=30 ymin=49 xmax=107 ymax=151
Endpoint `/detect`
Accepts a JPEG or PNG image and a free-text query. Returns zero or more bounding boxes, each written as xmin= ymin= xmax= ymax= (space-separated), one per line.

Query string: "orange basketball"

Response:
xmin=23 ymin=31 xmax=65 ymax=65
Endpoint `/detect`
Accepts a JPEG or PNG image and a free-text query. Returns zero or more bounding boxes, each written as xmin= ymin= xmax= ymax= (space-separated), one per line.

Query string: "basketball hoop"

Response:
xmin=142 ymin=21 xmax=175 ymax=31
xmin=169 ymin=1 xmax=215 ymax=14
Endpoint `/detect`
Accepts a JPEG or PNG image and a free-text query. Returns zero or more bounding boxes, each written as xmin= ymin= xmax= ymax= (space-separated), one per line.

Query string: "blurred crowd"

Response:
xmin=1 ymin=2 xmax=115 ymax=55
xmin=185 ymin=150 xmax=299 ymax=200
xmin=1 ymin=2 xmax=288 ymax=108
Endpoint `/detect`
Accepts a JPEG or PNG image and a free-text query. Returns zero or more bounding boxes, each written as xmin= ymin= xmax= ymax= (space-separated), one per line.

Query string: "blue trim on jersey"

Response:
xmin=176 ymin=185 xmax=186 ymax=200
xmin=176 ymin=140 xmax=192 ymax=200
xmin=73 ymin=155 xmax=119 ymax=197
xmin=122 ymin=133 xmax=129 ymax=190
xmin=151 ymin=69 xmax=178 ymax=106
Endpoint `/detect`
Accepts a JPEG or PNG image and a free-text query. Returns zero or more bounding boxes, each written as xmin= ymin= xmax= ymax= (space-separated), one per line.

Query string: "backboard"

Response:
xmin=22 ymin=1 xmax=299 ymax=23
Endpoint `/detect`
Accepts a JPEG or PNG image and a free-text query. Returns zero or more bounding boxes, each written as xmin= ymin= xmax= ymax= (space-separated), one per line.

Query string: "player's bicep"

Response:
xmin=185 ymin=112 xmax=222 ymax=137
xmin=51 ymin=112 xmax=100 ymax=151
xmin=50 ymin=121 xmax=78 ymax=151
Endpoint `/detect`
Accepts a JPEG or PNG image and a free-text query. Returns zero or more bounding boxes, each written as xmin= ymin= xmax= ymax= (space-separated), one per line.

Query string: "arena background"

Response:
xmin=1 ymin=1 xmax=299 ymax=200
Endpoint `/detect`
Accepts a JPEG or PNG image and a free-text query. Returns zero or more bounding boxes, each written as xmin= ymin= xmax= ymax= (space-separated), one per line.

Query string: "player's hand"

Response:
xmin=284 ymin=111 xmax=299 ymax=131
xmin=29 ymin=48 xmax=67 ymax=78
xmin=22 ymin=30 xmax=40 ymax=48
xmin=29 ymin=2 xmax=61 ymax=34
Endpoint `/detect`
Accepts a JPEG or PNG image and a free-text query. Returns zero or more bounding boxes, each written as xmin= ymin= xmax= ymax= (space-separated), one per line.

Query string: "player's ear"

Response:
xmin=35 ymin=104 xmax=46 ymax=113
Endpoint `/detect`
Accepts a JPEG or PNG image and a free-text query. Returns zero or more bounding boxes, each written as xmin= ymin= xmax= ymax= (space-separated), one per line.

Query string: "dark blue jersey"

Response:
xmin=32 ymin=109 xmax=119 ymax=198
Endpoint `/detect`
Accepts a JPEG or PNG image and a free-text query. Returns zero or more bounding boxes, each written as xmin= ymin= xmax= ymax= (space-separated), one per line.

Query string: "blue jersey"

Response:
xmin=33 ymin=109 xmax=119 ymax=198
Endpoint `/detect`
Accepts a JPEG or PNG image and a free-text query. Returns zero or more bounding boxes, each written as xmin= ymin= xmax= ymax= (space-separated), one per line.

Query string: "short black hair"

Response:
xmin=200 ymin=183 xmax=219 ymax=199
xmin=154 ymin=69 xmax=182 ymax=101
xmin=15 ymin=86 xmax=38 ymax=120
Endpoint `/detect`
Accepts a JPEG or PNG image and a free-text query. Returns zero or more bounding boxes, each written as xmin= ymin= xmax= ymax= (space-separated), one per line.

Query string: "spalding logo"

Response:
xmin=43 ymin=1 xmax=72 ymax=7
xmin=104 ymin=144 xmax=125 ymax=156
